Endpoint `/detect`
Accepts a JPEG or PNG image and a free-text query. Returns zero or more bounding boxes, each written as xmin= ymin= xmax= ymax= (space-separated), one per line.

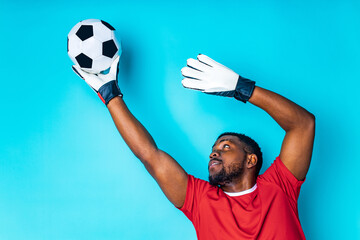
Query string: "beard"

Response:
xmin=208 ymin=157 xmax=246 ymax=186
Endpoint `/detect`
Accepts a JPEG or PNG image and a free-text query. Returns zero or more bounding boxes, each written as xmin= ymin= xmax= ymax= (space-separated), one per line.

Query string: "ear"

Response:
xmin=246 ymin=154 xmax=258 ymax=169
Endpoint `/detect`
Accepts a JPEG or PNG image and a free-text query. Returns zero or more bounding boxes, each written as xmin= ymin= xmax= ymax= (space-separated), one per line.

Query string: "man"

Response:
xmin=72 ymin=53 xmax=315 ymax=239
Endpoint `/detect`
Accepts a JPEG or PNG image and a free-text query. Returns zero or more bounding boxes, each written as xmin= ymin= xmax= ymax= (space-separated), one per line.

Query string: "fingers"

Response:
xmin=186 ymin=58 xmax=212 ymax=72
xmin=72 ymin=65 xmax=90 ymax=79
xmin=72 ymin=65 xmax=100 ymax=91
xmin=109 ymin=56 xmax=120 ymax=76
xmin=181 ymin=66 xmax=204 ymax=80
xmin=181 ymin=54 xmax=216 ymax=92
xmin=181 ymin=78 xmax=208 ymax=91
xmin=197 ymin=54 xmax=220 ymax=67
xmin=72 ymin=65 xmax=83 ymax=79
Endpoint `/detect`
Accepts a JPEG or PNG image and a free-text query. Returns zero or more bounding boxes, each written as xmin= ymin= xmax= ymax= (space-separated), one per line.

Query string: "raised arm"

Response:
xmin=107 ymin=97 xmax=188 ymax=207
xmin=72 ymin=57 xmax=188 ymax=208
xmin=249 ymin=87 xmax=315 ymax=180
xmin=182 ymin=54 xmax=315 ymax=181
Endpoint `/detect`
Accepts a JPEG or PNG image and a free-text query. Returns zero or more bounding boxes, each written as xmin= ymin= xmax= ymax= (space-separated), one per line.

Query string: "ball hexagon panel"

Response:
xmin=81 ymin=37 xmax=102 ymax=60
xmin=92 ymin=56 xmax=113 ymax=72
xmin=67 ymin=23 xmax=81 ymax=40
xmin=92 ymin=21 xmax=113 ymax=42
xmin=80 ymin=19 xmax=101 ymax=25
xmin=67 ymin=33 xmax=83 ymax=64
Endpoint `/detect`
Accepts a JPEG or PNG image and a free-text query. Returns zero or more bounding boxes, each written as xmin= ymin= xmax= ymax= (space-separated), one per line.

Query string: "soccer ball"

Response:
xmin=67 ymin=19 xmax=121 ymax=74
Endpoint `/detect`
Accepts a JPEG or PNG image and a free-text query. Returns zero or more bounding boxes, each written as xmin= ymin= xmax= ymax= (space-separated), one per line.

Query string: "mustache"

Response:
xmin=210 ymin=158 xmax=222 ymax=162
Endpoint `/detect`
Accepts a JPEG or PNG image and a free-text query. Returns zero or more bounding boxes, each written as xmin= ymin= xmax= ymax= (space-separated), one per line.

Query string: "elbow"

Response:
xmin=306 ymin=111 xmax=315 ymax=126
xmin=284 ymin=110 xmax=315 ymax=133
xmin=135 ymin=147 xmax=159 ymax=166
xmin=301 ymin=111 xmax=316 ymax=132
xmin=137 ymin=149 xmax=163 ymax=178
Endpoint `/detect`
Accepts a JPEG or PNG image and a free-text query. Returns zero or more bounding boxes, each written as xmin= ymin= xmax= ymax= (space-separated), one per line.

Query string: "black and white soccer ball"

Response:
xmin=67 ymin=19 xmax=121 ymax=74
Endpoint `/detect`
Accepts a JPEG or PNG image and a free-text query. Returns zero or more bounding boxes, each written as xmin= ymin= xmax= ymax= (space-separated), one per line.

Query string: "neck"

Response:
xmin=220 ymin=173 xmax=256 ymax=193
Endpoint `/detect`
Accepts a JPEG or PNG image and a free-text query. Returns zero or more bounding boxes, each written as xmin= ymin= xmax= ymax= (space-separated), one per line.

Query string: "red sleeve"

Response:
xmin=258 ymin=156 xmax=305 ymax=204
xmin=178 ymin=175 xmax=211 ymax=222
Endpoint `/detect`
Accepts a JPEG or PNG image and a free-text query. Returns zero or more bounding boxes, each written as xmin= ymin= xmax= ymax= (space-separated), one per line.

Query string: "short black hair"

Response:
xmin=217 ymin=132 xmax=263 ymax=177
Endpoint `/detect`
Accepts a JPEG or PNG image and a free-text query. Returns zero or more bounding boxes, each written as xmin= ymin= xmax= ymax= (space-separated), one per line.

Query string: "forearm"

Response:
xmin=248 ymin=86 xmax=315 ymax=132
xmin=107 ymin=96 xmax=188 ymax=206
xmin=107 ymin=96 xmax=158 ymax=162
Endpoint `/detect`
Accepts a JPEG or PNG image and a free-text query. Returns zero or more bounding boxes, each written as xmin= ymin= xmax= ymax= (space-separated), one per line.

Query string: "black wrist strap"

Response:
xmin=234 ymin=76 xmax=256 ymax=103
xmin=98 ymin=80 xmax=123 ymax=105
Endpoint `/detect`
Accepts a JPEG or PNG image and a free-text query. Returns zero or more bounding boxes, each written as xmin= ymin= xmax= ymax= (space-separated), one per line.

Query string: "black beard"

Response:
xmin=208 ymin=160 xmax=245 ymax=186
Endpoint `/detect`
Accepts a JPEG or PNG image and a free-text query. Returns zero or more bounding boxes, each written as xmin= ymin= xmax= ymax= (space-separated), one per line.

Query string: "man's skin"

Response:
xmin=107 ymin=86 xmax=315 ymax=208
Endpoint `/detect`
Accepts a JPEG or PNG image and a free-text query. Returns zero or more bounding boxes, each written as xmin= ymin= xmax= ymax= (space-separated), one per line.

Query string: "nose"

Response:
xmin=210 ymin=150 xmax=220 ymax=159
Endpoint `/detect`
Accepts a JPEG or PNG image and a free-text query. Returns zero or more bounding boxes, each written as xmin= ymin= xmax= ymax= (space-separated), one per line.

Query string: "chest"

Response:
xmin=195 ymin=185 xmax=294 ymax=239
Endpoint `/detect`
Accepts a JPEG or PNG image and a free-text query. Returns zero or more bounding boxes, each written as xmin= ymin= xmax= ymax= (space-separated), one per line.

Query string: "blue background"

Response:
xmin=1 ymin=0 xmax=359 ymax=239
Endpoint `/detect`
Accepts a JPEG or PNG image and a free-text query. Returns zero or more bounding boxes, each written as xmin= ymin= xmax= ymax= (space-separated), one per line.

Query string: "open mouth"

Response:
xmin=209 ymin=159 xmax=222 ymax=169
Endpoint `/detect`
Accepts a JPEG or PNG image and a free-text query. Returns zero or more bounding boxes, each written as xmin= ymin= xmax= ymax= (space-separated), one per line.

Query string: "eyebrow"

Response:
xmin=212 ymin=138 xmax=235 ymax=149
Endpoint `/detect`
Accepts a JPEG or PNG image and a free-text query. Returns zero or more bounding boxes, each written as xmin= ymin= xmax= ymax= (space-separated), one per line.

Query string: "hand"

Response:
xmin=72 ymin=56 xmax=122 ymax=105
xmin=181 ymin=54 xmax=255 ymax=103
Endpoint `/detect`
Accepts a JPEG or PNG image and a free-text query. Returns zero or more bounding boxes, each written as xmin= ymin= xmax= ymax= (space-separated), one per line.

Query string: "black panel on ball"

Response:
xmin=76 ymin=25 xmax=93 ymax=41
xmin=76 ymin=53 xmax=93 ymax=68
xmin=101 ymin=20 xmax=115 ymax=30
xmin=103 ymin=40 xmax=118 ymax=58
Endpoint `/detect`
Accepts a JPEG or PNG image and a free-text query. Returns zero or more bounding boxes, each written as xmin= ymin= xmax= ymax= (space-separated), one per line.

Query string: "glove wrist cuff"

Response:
xmin=98 ymin=80 xmax=123 ymax=105
xmin=234 ymin=76 xmax=255 ymax=103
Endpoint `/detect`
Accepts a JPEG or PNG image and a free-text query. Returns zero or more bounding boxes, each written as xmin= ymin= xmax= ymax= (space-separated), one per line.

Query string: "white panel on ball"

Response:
xmin=92 ymin=22 xmax=113 ymax=42
xmin=82 ymin=37 xmax=102 ymax=59
xmin=67 ymin=35 xmax=82 ymax=64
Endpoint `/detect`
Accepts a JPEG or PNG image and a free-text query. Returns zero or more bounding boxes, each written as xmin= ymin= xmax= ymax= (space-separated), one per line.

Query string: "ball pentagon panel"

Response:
xmin=76 ymin=53 xmax=93 ymax=68
xmin=103 ymin=40 xmax=118 ymax=58
xmin=76 ymin=25 xmax=94 ymax=41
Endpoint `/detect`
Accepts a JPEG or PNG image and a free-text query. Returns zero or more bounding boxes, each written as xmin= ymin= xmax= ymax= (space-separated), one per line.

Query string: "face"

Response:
xmin=208 ymin=135 xmax=247 ymax=186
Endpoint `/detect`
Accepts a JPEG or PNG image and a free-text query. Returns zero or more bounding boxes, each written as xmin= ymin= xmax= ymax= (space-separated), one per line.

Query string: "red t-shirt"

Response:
xmin=179 ymin=156 xmax=306 ymax=240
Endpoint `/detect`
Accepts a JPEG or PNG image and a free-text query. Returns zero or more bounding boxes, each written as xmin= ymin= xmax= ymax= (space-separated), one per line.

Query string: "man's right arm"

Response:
xmin=107 ymin=96 xmax=188 ymax=208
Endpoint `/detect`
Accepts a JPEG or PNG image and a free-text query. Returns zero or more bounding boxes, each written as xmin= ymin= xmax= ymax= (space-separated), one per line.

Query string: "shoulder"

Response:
xmin=187 ymin=175 xmax=218 ymax=195
xmin=258 ymin=156 xmax=304 ymax=185
xmin=257 ymin=156 xmax=305 ymax=202
xmin=179 ymin=175 xmax=220 ymax=219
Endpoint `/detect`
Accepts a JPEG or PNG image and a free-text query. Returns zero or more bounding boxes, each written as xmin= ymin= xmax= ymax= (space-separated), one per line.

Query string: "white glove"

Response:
xmin=181 ymin=54 xmax=255 ymax=103
xmin=72 ymin=56 xmax=122 ymax=105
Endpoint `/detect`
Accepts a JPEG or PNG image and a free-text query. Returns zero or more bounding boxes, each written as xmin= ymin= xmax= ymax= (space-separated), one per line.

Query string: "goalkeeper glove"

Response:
xmin=72 ymin=56 xmax=122 ymax=105
xmin=181 ymin=54 xmax=255 ymax=103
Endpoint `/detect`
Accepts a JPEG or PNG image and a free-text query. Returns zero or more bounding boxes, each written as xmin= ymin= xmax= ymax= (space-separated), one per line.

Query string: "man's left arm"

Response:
xmin=181 ymin=54 xmax=315 ymax=181
xmin=249 ymin=86 xmax=315 ymax=181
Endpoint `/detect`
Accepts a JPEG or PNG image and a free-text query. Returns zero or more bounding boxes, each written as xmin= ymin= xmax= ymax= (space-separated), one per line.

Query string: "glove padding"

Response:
xmin=181 ymin=54 xmax=255 ymax=103
xmin=72 ymin=56 xmax=122 ymax=105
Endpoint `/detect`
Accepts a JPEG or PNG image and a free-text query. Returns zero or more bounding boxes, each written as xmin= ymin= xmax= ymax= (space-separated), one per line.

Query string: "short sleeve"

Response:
xmin=258 ymin=156 xmax=305 ymax=204
xmin=178 ymin=175 xmax=212 ymax=222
